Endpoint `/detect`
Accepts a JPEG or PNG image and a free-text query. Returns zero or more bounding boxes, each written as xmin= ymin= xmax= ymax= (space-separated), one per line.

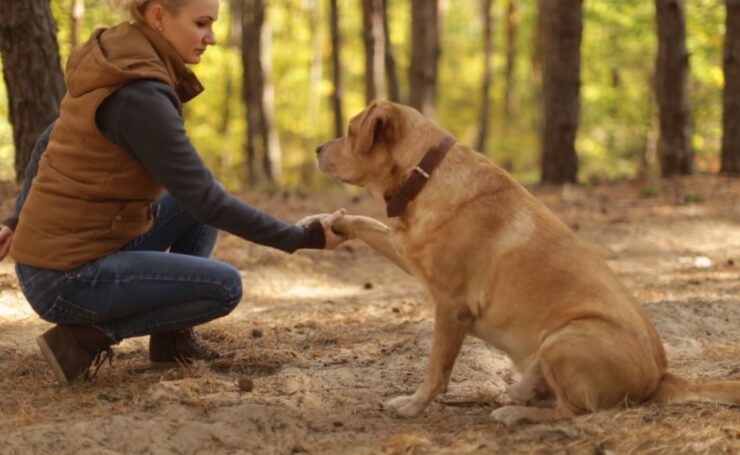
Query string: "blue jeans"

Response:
xmin=16 ymin=193 xmax=242 ymax=342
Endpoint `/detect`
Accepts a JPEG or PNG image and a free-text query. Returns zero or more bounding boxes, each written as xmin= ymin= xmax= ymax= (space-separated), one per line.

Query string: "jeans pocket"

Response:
xmin=40 ymin=295 xmax=102 ymax=325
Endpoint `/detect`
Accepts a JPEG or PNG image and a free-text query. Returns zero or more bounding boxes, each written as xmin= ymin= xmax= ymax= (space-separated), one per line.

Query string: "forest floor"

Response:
xmin=0 ymin=175 xmax=738 ymax=454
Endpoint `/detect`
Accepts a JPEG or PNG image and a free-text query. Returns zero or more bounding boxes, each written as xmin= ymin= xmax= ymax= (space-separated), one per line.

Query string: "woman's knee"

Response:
xmin=220 ymin=264 xmax=243 ymax=312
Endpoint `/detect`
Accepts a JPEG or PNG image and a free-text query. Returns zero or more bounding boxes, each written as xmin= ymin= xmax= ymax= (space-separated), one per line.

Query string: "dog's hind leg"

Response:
xmin=491 ymin=404 xmax=572 ymax=427
xmin=502 ymin=319 xmax=664 ymax=426
xmin=506 ymin=361 xmax=554 ymax=405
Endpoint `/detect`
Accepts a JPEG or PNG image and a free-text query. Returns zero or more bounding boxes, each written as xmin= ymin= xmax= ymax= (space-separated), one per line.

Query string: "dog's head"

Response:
xmin=316 ymin=100 xmax=445 ymax=197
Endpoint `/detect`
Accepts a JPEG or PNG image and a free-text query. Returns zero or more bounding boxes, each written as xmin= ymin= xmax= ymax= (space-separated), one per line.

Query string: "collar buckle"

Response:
xmin=414 ymin=166 xmax=431 ymax=179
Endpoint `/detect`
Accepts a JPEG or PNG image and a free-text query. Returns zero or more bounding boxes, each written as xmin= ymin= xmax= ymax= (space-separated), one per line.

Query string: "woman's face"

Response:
xmin=154 ymin=0 xmax=219 ymax=64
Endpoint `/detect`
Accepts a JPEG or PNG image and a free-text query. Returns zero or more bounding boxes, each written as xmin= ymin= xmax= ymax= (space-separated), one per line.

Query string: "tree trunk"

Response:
xmin=259 ymin=5 xmax=281 ymax=185
xmin=408 ymin=0 xmax=440 ymax=118
xmin=306 ymin=0 xmax=322 ymax=128
xmin=721 ymin=0 xmax=740 ymax=175
xmin=383 ymin=0 xmax=400 ymax=102
xmin=654 ymin=0 xmax=692 ymax=177
xmin=0 ymin=0 xmax=65 ymax=182
xmin=539 ymin=0 xmax=582 ymax=184
xmin=503 ymin=0 xmax=517 ymax=119
xmin=70 ymin=0 xmax=84 ymax=50
xmin=329 ymin=0 xmax=344 ymax=138
xmin=242 ymin=0 xmax=262 ymax=185
xmin=242 ymin=0 xmax=280 ymax=186
xmin=362 ymin=0 xmax=386 ymax=104
xmin=214 ymin=0 xmax=242 ymax=176
xmin=476 ymin=0 xmax=494 ymax=154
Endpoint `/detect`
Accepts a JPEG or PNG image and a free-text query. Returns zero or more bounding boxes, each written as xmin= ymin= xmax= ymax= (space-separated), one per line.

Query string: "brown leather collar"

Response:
xmin=385 ymin=136 xmax=455 ymax=217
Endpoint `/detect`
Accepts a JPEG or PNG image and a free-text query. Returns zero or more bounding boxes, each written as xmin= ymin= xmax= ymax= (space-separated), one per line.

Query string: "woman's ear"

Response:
xmin=144 ymin=3 xmax=165 ymax=30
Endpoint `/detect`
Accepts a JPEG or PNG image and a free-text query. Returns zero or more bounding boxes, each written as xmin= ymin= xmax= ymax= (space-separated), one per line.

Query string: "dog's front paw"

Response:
xmin=384 ymin=394 xmax=426 ymax=417
xmin=490 ymin=406 xmax=530 ymax=427
xmin=296 ymin=214 xmax=329 ymax=227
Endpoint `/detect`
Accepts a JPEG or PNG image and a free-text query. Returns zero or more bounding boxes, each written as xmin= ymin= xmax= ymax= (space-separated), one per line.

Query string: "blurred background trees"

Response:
xmin=0 ymin=0 xmax=737 ymax=190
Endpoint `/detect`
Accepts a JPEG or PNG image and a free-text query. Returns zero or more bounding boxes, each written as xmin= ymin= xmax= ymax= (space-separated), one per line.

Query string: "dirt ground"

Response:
xmin=0 ymin=176 xmax=738 ymax=454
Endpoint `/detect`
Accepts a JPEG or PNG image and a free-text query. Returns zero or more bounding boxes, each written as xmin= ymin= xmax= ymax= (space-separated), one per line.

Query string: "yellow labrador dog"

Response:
xmin=312 ymin=100 xmax=740 ymax=425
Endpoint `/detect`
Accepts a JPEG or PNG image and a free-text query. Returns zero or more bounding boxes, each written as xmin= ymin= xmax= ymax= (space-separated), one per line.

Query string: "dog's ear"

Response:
xmin=354 ymin=101 xmax=401 ymax=154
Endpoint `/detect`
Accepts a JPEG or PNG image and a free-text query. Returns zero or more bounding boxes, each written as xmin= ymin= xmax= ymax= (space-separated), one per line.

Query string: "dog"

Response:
xmin=310 ymin=100 xmax=740 ymax=425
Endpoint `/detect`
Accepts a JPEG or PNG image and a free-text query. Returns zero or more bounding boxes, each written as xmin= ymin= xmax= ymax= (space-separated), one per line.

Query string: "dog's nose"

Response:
xmin=315 ymin=144 xmax=324 ymax=155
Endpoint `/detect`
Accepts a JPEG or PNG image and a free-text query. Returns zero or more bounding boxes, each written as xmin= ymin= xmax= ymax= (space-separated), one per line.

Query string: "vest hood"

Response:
xmin=65 ymin=22 xmax=203 ymax=102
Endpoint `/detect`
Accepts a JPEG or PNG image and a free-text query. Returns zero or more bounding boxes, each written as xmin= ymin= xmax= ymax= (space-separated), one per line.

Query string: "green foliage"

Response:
xmin=682 ymin=190 xmax=703 ymax=203
xmin=639 ymin=186 xmax=660 ymax=198
xmin=0 ymin=0 xmax=730 ymax=188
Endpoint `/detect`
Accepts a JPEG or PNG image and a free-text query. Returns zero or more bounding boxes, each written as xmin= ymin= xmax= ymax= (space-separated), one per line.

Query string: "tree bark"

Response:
xmin=721 ymin=0 xmax=740 ymax=175
xmin=0 ymin=0 xmax=65 ymax=182
xmin=242 ymin=0 xmax=281 ymax=186
xmin=654 ymin=0 xmax=692 ymax=177
xmin=408 ymin=0 xmax=440 ymax=118
xmin=362 ymin=0 xmax=386 ymax=104
xmin=259 ymin=5 xmax=281 ymax=185
xmin=242 ymin=0 xmax=262 ymax=185
xmin=503 ymin=0 xmax=517 ymax=119
xmin=476 ymin=0 xmax=494 ymax=154
xmin=329 ymin=0 xmax=344 ymax=138
xmin=539 ymin=0 xmax=582 ymax=184
xmin=306 ymin=0 xmax=321 ymax=134
xmin=383 ymin=0 xmax=400 ymax=102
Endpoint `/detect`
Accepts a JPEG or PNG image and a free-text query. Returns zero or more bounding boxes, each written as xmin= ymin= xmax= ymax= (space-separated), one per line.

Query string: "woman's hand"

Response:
xmin=0 ymin=225 xmax=14 ymax=261
xmin=320 ymin=209 xmax=347 ymax=250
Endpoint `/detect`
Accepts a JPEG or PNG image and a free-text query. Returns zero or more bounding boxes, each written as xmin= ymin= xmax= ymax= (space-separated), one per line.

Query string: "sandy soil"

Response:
xmin=0 ymin=176 xmax=738 ymax=454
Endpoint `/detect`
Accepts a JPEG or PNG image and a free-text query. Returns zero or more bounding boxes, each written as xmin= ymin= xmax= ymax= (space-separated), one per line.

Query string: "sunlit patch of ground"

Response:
xmin=0 ymin=176 xmax=738 ymax=454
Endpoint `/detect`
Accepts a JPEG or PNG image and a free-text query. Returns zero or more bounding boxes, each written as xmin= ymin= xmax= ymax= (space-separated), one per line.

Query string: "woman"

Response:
xmin=0 ymin=0 xmax=346 ymax=385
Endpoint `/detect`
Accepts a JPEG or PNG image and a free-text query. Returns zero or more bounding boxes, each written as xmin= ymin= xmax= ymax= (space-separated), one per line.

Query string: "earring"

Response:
xmin=157 ymin=24 xmax=164 ymax=32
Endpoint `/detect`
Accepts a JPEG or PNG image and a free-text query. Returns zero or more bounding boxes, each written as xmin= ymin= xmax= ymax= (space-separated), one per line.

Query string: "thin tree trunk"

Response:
xmin=0 ymin=0 xmax=65 ymax=182
xmin=70 ymin=0 xmax=84 ymax=50
xmin=476 ymin=0 xmax=494 ymax=154
xmin=329 ymin=0 xmax=344 ymax=138
xmin=383 ymin=0 xmax=400 ymax=102
xmin=260 ymin=5 xmax=280 ymax=185
xmin=215 ymin=0 xmax=242 ymax=177
xmin=721 ymin=0 xmax=740 ymax=175
xmin=655 ymin=0 xmax=692 ymax=177
xmin=306 ymin=0 xmax=322 ymax=126
xmin=503 ymin=0 xmax=517 ymax=119
xmin=409 ymin=0 xmax=440 ymax=118
xmin=362 ymin=0 xmax=386 ymax=103
xmin=531 ymin=0 xmax=544 ymax=143
xmin=242 ymin=0 xmax=265 ymax=186
xmin=539 ymin=0 xmax=582 ymax=184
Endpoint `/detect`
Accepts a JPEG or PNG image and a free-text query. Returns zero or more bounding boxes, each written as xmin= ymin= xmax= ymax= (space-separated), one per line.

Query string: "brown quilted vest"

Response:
xmin=11 ymin=22 xmax=203 ymax=271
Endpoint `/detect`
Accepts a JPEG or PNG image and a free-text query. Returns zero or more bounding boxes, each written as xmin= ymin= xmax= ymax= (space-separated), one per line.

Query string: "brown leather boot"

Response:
xmin=149 ymin=328 xmax=220 ymax=365
xmin=36 ymin=324 xmax=115 ymax=385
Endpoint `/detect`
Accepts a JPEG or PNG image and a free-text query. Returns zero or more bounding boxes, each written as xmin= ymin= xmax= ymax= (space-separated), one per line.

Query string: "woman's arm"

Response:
xmin=0 ymin=123 xmax=55 ymax=260
xmin=96 ymin=80 xmax=332 ymax=252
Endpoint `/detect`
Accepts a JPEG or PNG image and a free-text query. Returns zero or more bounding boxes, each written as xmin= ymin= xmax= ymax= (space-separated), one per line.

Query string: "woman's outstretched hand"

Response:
xmin=320 ymin=208 xmax=347 ymax=250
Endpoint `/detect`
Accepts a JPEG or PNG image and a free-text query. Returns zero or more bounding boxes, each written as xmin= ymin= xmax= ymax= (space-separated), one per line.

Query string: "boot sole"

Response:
xmin=36 ymin=334 xmax=71 ymax=385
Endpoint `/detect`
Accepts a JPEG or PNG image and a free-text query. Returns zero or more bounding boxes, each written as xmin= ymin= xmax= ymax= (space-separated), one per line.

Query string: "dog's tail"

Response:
xmin=648 ymin=372 xmax=740 ymax=405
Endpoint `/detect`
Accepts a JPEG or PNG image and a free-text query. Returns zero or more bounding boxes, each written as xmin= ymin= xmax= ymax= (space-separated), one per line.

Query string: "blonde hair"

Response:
xmin=108 ymin=0 xmax=192 ymax=22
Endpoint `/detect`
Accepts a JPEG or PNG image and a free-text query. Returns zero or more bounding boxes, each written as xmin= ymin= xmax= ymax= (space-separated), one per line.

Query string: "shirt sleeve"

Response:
xmin=1 ymin=123 xmax=55 ymax=230
xmin=95 ymin=80 xmax=323 ymax=252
